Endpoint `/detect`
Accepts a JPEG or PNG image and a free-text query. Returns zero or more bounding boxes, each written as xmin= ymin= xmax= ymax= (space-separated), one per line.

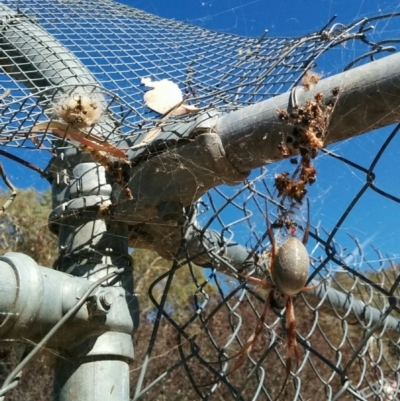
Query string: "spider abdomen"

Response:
xmin=272 ymin=237 xmax=310 ymax=296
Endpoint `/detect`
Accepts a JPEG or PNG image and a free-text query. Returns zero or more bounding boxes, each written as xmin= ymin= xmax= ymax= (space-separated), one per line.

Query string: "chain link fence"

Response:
xmin=0 ymin=1 xmax=399 ymax=400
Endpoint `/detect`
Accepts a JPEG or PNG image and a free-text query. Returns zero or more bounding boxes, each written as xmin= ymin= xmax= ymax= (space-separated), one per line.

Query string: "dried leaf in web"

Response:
xmin=141 ymin=77 xmax=199 ymax=116
xmin=142 ymin=77 xmax=182 ymax=114
xmin=130 ymin=79 xmax=201 ymax=150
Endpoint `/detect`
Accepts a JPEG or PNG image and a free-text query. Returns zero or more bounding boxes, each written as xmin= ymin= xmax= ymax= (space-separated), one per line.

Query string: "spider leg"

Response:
xmin=225 ymin=290 xmax=274 ymax=376
xmin=300 ymin=283 xmax=320 ymax=292
xmin=274 ymin=297 xmax=298 ymax=401
xmin=241 ymin=275 xmax=272 ymax=288
xmin=286 ymin=297 xmax=299 ymax=365
xmin=264 ymin=199 xmax=277 ymax=276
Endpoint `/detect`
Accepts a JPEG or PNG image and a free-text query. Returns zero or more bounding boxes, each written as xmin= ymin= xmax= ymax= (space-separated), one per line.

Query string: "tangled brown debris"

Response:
xmin=81 ymin=147 xmax=133 ymax=201
xmin=53 ymin=91 xmax=103 ymax=129
xmin=275 ymin=87 xmax=339 ymax=204
xmin=32 ymin=90 xmax=127 ymax=161
xmin=274 ymin=157 xmax=317 ymax=204
xmin=301 ymin=70 xmax=321 ymax=91
xmin=32 ymin=89 xmax=133 ymax=207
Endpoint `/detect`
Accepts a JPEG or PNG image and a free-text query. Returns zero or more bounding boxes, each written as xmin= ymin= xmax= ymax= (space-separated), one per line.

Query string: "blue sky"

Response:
xmin=123 ymin=0 xmax=400 ymax=37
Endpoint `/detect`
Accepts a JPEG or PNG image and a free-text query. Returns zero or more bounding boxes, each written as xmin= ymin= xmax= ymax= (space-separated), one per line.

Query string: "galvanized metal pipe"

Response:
xmin=216 ymin=52 xmax=400 ymax=173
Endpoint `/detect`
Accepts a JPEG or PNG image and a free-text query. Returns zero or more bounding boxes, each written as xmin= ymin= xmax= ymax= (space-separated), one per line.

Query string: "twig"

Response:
xmin=0 ymin=149 xmax=46 ymax=177
xmin=0 ymin=162 xmax=17 ymax=216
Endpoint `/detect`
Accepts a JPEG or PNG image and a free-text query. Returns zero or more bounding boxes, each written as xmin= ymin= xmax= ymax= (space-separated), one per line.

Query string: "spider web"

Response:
xmin=0 ymin=1 xmax=400 ymax=401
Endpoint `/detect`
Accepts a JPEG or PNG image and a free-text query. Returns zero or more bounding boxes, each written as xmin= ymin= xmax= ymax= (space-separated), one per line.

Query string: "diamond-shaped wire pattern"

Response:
xmin=0 ymin=1 xmax=399 ymax=400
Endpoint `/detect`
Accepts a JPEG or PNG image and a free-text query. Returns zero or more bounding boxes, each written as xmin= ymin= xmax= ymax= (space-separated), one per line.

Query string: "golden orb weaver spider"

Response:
xmin=227 ymin=200 xmax=317 ymax=400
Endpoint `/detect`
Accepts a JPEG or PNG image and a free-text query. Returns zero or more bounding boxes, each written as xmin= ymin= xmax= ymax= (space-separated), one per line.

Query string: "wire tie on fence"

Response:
xmin=290 ymin=85 xmax=299 ymax=110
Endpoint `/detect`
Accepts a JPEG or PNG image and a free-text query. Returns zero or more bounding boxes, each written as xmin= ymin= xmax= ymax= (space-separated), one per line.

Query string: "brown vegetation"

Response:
xmin=301 ymin=70 xmax=321 ymax=91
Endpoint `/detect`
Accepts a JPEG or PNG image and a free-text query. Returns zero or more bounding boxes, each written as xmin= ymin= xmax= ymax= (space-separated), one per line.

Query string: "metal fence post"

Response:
xmin=0 ymin=6 xmax=140 ymax=399
xmin=48 ymin=148 xmax=139 ymax=401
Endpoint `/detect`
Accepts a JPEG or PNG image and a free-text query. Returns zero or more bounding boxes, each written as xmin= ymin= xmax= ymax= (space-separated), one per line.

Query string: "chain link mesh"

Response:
xmin=0 ymin=1 xmax=399 ymax=400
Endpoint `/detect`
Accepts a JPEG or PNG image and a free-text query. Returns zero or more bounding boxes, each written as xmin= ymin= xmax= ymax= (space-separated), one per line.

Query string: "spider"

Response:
xmin=227 ymin=201 xmax=315 ymax=400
